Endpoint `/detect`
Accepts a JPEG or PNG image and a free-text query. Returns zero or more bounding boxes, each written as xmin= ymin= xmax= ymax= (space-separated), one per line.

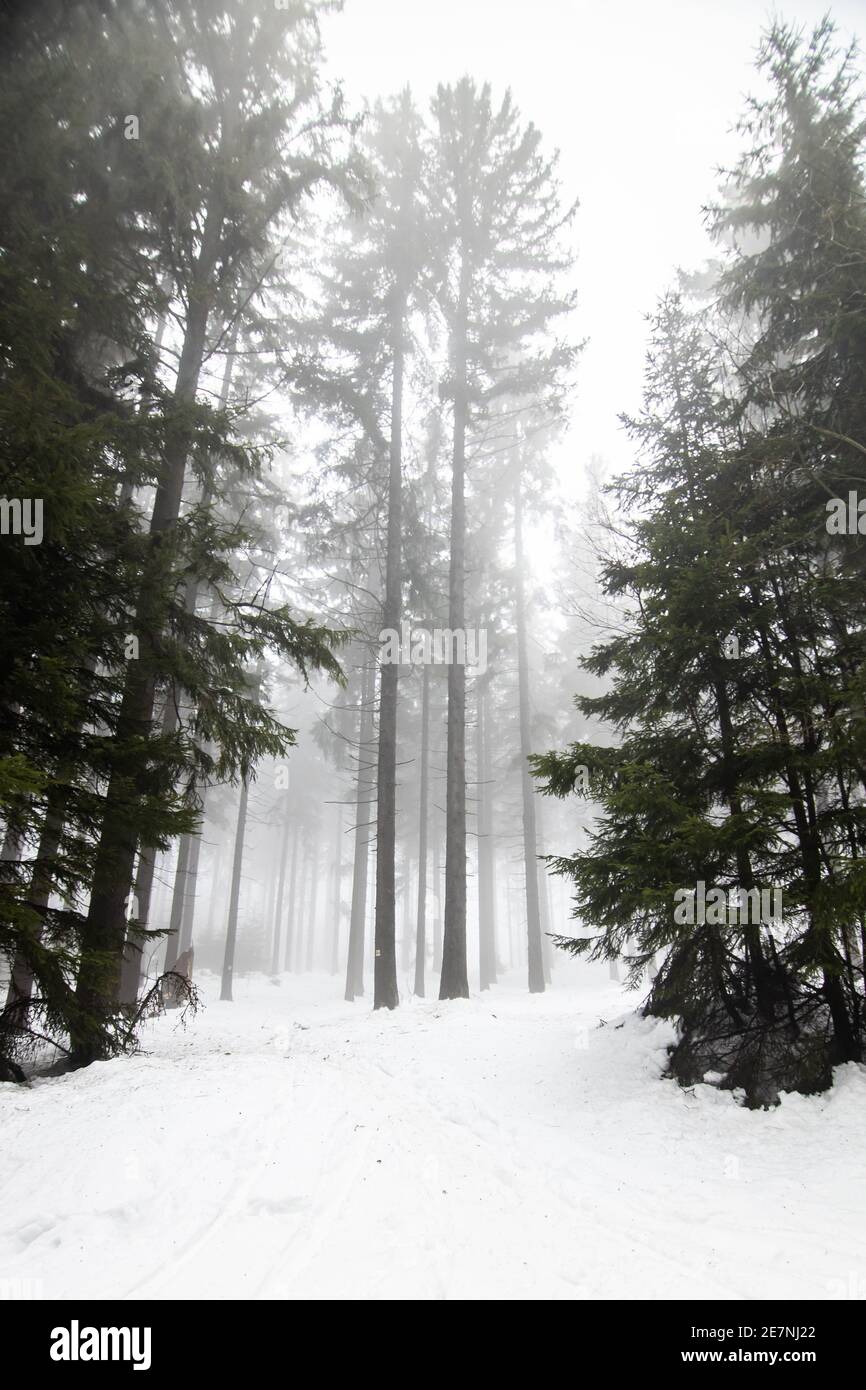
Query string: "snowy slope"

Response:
xmin=1 ymin=958 xmax=864 ymax=1301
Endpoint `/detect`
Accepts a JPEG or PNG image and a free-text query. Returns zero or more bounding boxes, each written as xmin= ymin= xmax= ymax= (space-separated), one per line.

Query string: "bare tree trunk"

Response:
xmin=476 ymin=678 xmax=497 ymax=990
xmin=271 ymin=799 xmax=291 ymax=976
xmin=163 ymin=832 xmax=192 ymax=974
xmin=346 ymin=663 xmax=374 ymax=1000
xmin=263 ymin=852 xmax=277 ymax=970
xmin=118 ymin=846 xmax=157 ymax=1005
xmin=329 ymin=804 xmax=342 ymax=975
xmin=440 ymin=265 xmax=470 ymax=1000
xmin=305 ymin=835 xmax=319 ymax=973
xmin=294 ymin=853 xmax=309 ymax=974
xmin=178 ymin=812 xmax=203 ymax=958
xmin=514 ymin=475 xmax=545 ymax=994
xmin=432 ymin=830 xmax=442 ymax=973
xmin=537 ymin=799 xmax=553 ymax=984
xmin=373 ymin=312 xmax=405 ymax=1010
xmin=540 ymin=868 xmax=553 ymax=985
xmin=207 ymin=842 xmax=223 ymax=941
xmin=220 ymin=775 xmax=249 ymax=1003
xmin=160 ymin=343 xmax=237 ymax=979
xmin=400 ymin=860 xmax=412 ymax=974
xmin=283 ymin=820 xmax=300 ymax=972
xmin=413 ymin=663 xmax=431 ymax=996
xmin=120 ymin=696 xmax=180 ymax=1002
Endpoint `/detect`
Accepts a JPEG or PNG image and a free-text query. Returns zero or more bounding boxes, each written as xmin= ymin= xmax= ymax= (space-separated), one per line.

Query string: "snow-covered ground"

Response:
xmin=1 ymin=958 xmax=865 ymax=1301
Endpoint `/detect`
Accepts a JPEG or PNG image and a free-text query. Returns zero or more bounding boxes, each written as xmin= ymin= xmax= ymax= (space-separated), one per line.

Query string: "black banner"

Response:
xmin=0 ymin=1298 xmax=856 ymax=1373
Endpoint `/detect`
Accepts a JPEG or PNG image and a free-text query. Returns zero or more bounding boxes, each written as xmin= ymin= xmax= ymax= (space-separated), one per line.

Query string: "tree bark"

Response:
xmin=346 ymin=662 xmax=374 ymax=1000
xmin=118 ymin=846 xmax=159 ymax=1004
xmin=413 ymin=663 xmax=431 ymax=996
xmin=305 ymin=834 xmax=319 ymax=973
xmin=163 ymin=832 xmax=192 ymax=974
xmin=220 ymin=775 xmax=249 ymax=1003
xmin=329 ymin=803 xmax=343 ymax=975
xmin=178 ymin=813 xmax=203 ymax=958
xmin=432 ymin=830 xmax=443 ymax=973
xmin=271 ymin=798 xmax=291 ymax=976
xmin=440 ymin=262 xmax=470 ymax=1000
xmin=283 ymin=820 xmax=300 ymax=973
xmin=373 ymin=309 xmax=405 ymax=1010
xmin=400 ymin=860 xmax=412 ymax=974
xmin=514 ymin=474 xmax=545 ymax=994
xmin=537 ymin=798 xmax=553 ymax=984
xmin=476 ymin=677 xmax=497 ymax=990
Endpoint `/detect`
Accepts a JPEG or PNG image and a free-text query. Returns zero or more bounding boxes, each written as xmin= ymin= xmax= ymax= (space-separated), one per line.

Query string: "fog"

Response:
xmin=2 ymin=0 xmax=865 ymax=1316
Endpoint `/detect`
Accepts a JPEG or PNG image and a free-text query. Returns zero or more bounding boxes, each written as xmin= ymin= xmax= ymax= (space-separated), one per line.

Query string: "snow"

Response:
xmin=2 ymin=957 xmax=865 ymax=1301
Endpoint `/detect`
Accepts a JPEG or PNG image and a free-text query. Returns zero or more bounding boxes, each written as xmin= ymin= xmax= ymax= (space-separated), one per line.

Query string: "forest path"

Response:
xmin=1 ymin=959 xmax=864 ymax=1300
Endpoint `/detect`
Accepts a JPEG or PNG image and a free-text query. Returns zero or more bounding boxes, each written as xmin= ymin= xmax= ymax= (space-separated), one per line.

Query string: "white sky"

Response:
xmin=323 ymin=0 xmax=864 ymax=482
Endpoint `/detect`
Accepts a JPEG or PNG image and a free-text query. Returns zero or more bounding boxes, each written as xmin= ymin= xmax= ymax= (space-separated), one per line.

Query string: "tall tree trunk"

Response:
xmin=329 ymin=804 xmax=342 ymax=975
xmin=506 ymin=873 xmax=516 ymax=969
xmin=120 ymin=695 xmax=179 ymax=1003
xmin=295 ymin=853 xmax=310 ymax=974
xmin=540 ymin=867 xmax=553 ymax=985
xmin=206 ymin=842 xmax=223 ymax=943
xmin=163 ymin=832 xmax=192 ymax=974
xmin=159 ymin=341 xmax=237 ymax=979
xmin=373 ymin=310 xmax=405 ymax=1010
xmin=125 ymin=846 xmax=161 ymax=998
xmin=346 ymin=662 xmax=375 ymax=1000
xmin=514 ymin=475 xmax=545 ymax=994
xmin=178 ymin=811 xmax=203 ymax=958
xmin=432 ymin=830 xmax=442 ymax=973
xmin=400 ymin=860 xmax=412 ymax=974
xmin=271 ymin=799 xmax=291 ymax=976
xmin=283 ymin=820 xmax=300 ymax=973
xmin=711 ymin=656 xmax=786 ymax=1023
xmin=537 ymin=799 xmax=553 ymax=984
xmin=263 ymin=853 xmax=277 ymax=970
xmin=440 ymin=265 xmax=470 ymax=1000
xmin=476 ymin=677 xmax=497 ymax=990
xmin=305 ymin=835 xmax=319 ymax=973
xmin=413 ymin=663 xmax=431 ymax=996
xmin=118 ymin=289 xmax=170 ymax=502
xmin=220 ymin=775 xmax=249 ymax=1003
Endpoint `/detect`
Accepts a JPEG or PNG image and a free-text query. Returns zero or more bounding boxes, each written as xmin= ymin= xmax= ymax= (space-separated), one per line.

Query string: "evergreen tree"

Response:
xmin=535 ymin=22 xmax=866 ymax=1100
xmin=429 ymin=78 xmax=576 ymax=999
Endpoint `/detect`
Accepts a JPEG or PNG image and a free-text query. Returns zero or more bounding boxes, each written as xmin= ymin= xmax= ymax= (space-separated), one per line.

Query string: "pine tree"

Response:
xmin=67 ymin=0 xmax=360 ymax=1061
xmin=534 ymin=20 xmax=866 ymax=1097
xmin=429 ymin=78 xmax=576 ymax=999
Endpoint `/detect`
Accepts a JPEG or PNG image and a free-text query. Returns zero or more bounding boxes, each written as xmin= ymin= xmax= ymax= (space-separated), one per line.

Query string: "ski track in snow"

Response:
xmin=1 ymin=957 xmax=865 ymax=1301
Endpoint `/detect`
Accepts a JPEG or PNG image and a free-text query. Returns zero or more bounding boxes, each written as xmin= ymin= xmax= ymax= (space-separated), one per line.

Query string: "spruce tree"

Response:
xmin=429 ymin=79 xmax=576 ymax=999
